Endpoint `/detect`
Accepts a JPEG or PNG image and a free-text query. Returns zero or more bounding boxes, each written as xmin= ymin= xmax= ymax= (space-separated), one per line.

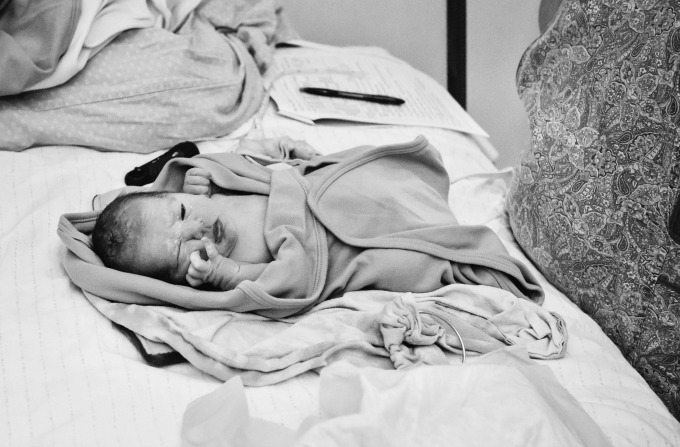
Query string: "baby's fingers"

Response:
xmin=185 ymin=272 xmax=204 ymax=288
xmin=202 ymin=237 xmax=220 ymax=261
xmin=189 ymin=250 xmax=211 ymax=272
xmin=291 ymin=141 xmax=320 ymax=160
xmin=186 ymin=167 xmax=211 ymax=180
xmin=186 ymin=252 xmax=209 ymax=287
xmin=185 ymin=175 xmax=210 ymax=187
xmin=279 ymin=137 xmax=319 ymax=160
xmin=184 ymin=184 xmax=210 ymax=196
xmin=184 ymin=168 xmax=212 ymax=196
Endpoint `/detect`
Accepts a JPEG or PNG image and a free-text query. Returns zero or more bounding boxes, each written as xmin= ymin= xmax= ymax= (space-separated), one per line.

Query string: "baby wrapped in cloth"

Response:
xmin=59 ymin=136 xmax=565 ymax=381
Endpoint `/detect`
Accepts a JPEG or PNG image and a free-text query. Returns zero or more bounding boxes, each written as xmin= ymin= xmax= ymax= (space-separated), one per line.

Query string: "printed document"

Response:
xmin=266 ymin=41 xmax=488 ymax=137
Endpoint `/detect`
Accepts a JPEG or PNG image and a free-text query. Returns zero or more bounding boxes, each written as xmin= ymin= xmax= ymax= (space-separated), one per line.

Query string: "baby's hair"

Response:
xmin=92 ymin=191 xmax=169 ymax=280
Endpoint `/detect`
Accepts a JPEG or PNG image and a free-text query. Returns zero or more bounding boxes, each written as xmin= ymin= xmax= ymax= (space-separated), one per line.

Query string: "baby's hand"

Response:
xmin=238 ymin=137 xmax=321 ymax=160
xmin=278 ymin=137 xmax=320 ymax=160
xmin=183 ymin=167 xmax=213 ymax=197
xmin=186 ymin=238 xmax=239 ymax=289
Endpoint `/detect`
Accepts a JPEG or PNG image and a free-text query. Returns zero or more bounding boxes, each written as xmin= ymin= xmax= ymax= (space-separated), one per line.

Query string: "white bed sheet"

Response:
xmin=1 ymin=102 xmax=679 ymax=446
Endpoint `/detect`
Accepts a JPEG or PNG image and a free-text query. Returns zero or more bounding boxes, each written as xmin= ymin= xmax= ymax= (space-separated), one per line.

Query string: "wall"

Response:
xmin=467 ymin=0 xmax=542 ymax=167
xmin=281 ymin=0 xmax=447 ymax=88
xmin=282 ymin=0 xmax=541 ymax=168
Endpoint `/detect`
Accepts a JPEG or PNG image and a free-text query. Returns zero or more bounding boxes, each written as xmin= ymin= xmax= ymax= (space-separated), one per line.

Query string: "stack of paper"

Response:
xmin=266 ymin=41 xmax=488 ymax=137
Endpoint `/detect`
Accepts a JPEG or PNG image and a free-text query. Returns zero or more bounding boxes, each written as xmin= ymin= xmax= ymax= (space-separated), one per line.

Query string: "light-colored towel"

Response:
xmin=83 ymin=283 xmax=567 ymax=385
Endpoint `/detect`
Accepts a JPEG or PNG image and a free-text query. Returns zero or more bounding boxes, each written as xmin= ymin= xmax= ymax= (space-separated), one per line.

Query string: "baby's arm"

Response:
xmin=186 ymin=238 xmax=268 ymax=290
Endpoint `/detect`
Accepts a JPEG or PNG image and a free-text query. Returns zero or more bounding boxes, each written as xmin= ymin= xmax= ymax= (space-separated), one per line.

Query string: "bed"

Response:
xmin=2 ymin=2 xmax=680 ymax=446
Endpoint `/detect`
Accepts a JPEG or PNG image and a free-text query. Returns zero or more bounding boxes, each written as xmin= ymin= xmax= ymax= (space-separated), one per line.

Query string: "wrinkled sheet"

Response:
xmin=2 ymin=121 xmax=679 ymax=446
xmin=2 ymin=45 xmax=680 ymax=446
xmin=74 ymin=284 xmax=566 ymax=385
xmin=181 ymin=348 xmax=614 ymax=447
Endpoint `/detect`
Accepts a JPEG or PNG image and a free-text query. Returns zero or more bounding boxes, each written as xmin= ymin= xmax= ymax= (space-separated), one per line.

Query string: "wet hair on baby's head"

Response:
xmin=92 ymin=191 xmax=168 ymax=278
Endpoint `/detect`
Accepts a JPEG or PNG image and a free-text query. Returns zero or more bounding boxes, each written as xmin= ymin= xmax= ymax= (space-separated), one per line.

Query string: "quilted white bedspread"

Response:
xmin=1 ymin=105 xmax=679 ymax=446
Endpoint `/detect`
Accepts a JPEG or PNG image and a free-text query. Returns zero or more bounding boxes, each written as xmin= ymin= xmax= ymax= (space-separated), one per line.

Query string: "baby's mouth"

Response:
xmin=213 ymin=219 xmax=224 ymax=244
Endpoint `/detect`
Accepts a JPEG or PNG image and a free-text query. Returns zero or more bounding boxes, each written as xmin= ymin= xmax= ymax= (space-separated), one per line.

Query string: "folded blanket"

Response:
xmin=81 ymin=284 xmax=567 ymax=385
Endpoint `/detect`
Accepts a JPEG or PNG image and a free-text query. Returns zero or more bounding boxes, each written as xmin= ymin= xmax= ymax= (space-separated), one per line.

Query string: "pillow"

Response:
xmin=508 ymin=0 xmax=680 ymax=418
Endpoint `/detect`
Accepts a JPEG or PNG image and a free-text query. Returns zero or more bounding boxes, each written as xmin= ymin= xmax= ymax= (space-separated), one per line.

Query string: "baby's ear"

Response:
xmin=92 ymin=186 xmax=145 ymax=211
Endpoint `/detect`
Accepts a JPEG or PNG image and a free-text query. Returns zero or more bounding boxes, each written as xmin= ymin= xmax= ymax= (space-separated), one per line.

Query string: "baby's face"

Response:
xmin=132 ymin=193 xmax=237 ymax=283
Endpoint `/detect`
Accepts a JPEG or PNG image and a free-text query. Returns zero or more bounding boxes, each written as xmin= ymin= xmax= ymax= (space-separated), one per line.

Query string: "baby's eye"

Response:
xmin=180 ymin=204 xmax=186 ymax=220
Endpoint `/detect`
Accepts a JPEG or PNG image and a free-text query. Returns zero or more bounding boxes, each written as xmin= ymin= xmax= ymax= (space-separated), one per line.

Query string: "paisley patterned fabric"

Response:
xmin=508 ymin=0 xmax=680 ymax=418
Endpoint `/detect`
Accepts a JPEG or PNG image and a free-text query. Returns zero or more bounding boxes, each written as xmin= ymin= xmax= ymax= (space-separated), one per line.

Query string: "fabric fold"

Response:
xmin=1 ymin=0 xmax=288 ymax=96
xmin=380 ymin=285 xmax=567 ymax=369
xmin=80 ymin=284 xmax=567 ymax=385
xmin=0 ymin=0 xmax=297 ymax=152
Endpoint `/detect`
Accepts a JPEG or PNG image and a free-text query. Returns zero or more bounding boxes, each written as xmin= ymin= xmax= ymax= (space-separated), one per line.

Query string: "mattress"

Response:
xmin=1 ymin=48 xmax=679 ymax=446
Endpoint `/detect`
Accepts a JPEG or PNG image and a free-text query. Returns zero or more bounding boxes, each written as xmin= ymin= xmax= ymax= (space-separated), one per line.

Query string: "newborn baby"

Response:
xmin=93 ymin=137 xmax=318 ymax=289
xmin=93 ymin=169 xmax=271 ymax=289
xmin=84 ymin=136 xmax=543 ymax=314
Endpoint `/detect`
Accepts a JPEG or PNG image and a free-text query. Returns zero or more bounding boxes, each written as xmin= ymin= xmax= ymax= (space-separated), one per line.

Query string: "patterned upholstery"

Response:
xmin=508 ymin=0 xmax=680 ymax=418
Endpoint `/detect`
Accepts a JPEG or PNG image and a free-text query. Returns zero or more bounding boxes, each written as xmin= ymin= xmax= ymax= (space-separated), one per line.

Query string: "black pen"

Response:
xmin=300 ymin=87 xmax=405 ymax=106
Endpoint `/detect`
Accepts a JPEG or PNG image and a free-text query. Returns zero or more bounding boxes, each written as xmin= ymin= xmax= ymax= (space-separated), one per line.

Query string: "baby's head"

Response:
xmin=92 ymin=190 xmax=235 ymax=284
xmin=92 ymin=191 xmax=172 ymax=281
